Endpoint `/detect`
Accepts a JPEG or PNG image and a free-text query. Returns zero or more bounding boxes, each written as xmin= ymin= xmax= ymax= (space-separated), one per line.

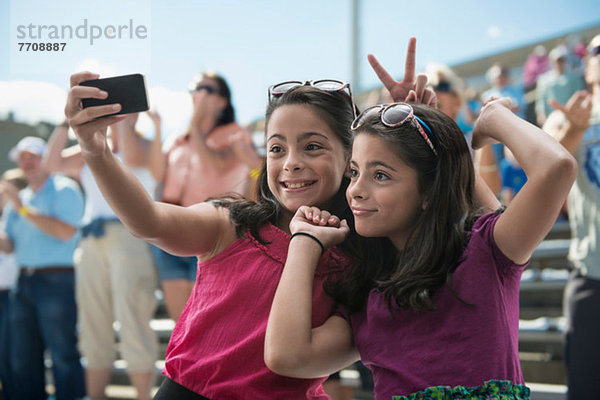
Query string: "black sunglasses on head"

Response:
xmin=189 ymin=85 xmax=218 ymax=95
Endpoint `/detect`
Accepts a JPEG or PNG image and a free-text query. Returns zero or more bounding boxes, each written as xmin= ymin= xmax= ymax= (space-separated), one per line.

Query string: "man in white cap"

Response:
xmin=535 ymin=44 xmax=585 ymax=126
xmin=543 ymin=33 xmax=600 ymax=400
xmin=0 ymin=135 xmax=86 ymax=399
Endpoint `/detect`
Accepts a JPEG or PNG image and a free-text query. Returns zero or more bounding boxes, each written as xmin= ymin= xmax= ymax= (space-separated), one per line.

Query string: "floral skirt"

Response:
xmin=392 ymin=380 xmax=530 ymax=400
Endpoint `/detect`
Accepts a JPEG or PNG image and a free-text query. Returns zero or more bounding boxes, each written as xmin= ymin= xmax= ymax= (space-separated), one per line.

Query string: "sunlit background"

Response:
xmin=1 ymin=0 xmax=599 ymax=140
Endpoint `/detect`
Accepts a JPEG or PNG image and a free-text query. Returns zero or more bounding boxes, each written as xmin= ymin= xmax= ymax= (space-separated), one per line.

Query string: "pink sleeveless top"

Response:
xmin=162 ymin=122 xmax=252 ymax=206
xmin=163 ymin=222 xmax=349 ymax=399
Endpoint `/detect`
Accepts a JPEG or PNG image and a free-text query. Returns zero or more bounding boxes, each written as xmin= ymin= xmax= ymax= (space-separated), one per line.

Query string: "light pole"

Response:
xmin=351 ymin=0 xmax=361 ymax=92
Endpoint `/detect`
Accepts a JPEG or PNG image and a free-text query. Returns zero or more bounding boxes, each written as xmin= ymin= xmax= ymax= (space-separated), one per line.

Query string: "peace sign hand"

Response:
xmin=368 ymin=37 xmax=438 ymax=107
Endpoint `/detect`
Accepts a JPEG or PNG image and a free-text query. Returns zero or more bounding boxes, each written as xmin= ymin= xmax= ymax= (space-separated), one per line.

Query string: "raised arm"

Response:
xmin=474 ymin=168 xmax=501 ymax=211
xmin=265 ymin=206 xmax=359 ymax=378
xmin=146 ymin=110 xmax=167 ymax=182
xmin=230 ymin=128 xmax=263 ymax=170
xmin=472 ymin=98 xmax=578 ymax=265
xmin=42 ymin=123 xmax=84 ymax=179
xmin=473 ymin=144 xmax=502 ymax=201
xmin=110 ymin=114 xmax=150 ymax=168
xmin=64 ymin=72 xmax=234 ymax=257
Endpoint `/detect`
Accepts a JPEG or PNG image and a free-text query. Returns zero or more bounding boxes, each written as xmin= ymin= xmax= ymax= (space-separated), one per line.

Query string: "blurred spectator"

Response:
xmin=535 ymin=44 xmax=585 ymax=126
xmin=425 ymin=63 xmax=464 ymax=122
xmin=523 ymin=45 xmax=551 ymax=90
xmin=482 ymin=63 xmax=524 ymax=117
xmin=565 ymin=35 xmax=586 ymax=74
xmin=150 ymin=72 xmax=261 ymax=321
xmin=481 ymin=63 xmax=525 ymax=165
xmin=542 ymin=33 xmax=600 ymax=399
xmin=522 ymin=45 xmax=550 ymax=125
xmin=0 ymin=136 xmax=85 ymax=400
xmin=456 ymin=87 xmax=481 ymax=142
xmin=464 ymin=87 xmax=482 ymax=121
xmin=499 ymin=147 xmax=527 ymax=206
xmin=426 ymin=63 xmax=501 ymax=197
xmin=44 ymin=119 xmax=160 ymax=400
xmin=0 ymin=168 xmax=26 ymax=400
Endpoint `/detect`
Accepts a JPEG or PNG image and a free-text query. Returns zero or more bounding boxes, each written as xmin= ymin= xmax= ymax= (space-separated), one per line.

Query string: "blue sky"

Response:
xmin=1 ymin=0 xmax=599 ymax=139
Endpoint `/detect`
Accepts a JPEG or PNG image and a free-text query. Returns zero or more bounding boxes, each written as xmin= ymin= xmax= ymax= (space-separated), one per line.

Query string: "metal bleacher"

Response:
xmin=518 ymin=219 xmax=571 ymax=388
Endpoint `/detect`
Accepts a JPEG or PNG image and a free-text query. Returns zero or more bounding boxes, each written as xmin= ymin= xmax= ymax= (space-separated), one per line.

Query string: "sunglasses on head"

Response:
xmin=189 ymin=85 xmax=218 ymax=95
xmin=268 ymin=79 xmax=357 ymax=118
xmin=351 ymin=102 xmax=438 ymax=156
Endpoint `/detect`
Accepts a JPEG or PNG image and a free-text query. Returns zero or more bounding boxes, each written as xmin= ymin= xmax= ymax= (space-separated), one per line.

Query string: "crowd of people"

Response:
xmin=0 ymin=33 xmax=598 ymax=400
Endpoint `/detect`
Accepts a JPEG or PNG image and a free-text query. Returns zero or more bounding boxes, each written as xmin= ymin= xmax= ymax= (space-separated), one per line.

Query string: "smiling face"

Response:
xmin=266 ymin=104 xmax=348 ymax=224
xmin=347 ymin=133 xmax=426 ymax=249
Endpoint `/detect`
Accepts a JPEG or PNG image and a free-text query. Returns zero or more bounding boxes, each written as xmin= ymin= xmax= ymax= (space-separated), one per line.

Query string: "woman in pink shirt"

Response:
xmin=151 ymin=72 xmax=262 ymax=321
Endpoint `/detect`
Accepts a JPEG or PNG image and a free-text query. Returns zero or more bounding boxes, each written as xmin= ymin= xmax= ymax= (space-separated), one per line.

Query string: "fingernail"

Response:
xmin=113 ymin=104 xmax=121 ymax=110
xmin=99 ymin=91 xmax=108 ymax=97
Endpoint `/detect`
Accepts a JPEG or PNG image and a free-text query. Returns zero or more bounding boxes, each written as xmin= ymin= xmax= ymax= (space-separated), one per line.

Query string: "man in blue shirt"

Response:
xmin=0 ymin=136 xmax=85 ymax=400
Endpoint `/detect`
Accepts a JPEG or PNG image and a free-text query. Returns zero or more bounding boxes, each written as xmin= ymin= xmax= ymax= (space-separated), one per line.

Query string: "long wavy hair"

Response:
xmin=329 ymin=103 xmax=483 ymax=313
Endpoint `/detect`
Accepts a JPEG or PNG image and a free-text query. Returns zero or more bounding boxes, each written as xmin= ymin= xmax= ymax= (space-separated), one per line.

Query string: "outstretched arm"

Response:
xmin=265 ymin=206 xmax=359 ymax=378
xmin=64 ymin=72 xmax=233 ymax=257
xmin=472 ymin=98 xmax=578 ymax=265
xmin=368 ymin=37 xmax=438 ymax=107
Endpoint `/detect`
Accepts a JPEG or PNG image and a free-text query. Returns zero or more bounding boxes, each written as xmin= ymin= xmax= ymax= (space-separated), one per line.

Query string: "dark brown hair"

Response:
xmin=331 ymin=103 xmax=483 ymax=313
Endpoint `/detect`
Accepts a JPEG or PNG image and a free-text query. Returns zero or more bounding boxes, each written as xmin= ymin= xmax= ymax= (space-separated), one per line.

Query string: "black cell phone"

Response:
xmin=80 ymin=73 xmax=150 ymax=115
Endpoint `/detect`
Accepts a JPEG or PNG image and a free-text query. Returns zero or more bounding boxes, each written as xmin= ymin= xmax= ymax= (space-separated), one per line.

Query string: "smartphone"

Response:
xmin=80 ymin=73 xmax=150 ymax=115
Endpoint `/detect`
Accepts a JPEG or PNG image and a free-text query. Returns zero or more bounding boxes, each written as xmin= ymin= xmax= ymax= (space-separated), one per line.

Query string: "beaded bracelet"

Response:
xmin=290 ymin=232 xmax=325 ymax=255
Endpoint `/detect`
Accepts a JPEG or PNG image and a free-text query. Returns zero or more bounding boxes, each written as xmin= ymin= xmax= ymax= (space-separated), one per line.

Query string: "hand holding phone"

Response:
xmin=80 ymin=73 xmax=150 ymax=115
